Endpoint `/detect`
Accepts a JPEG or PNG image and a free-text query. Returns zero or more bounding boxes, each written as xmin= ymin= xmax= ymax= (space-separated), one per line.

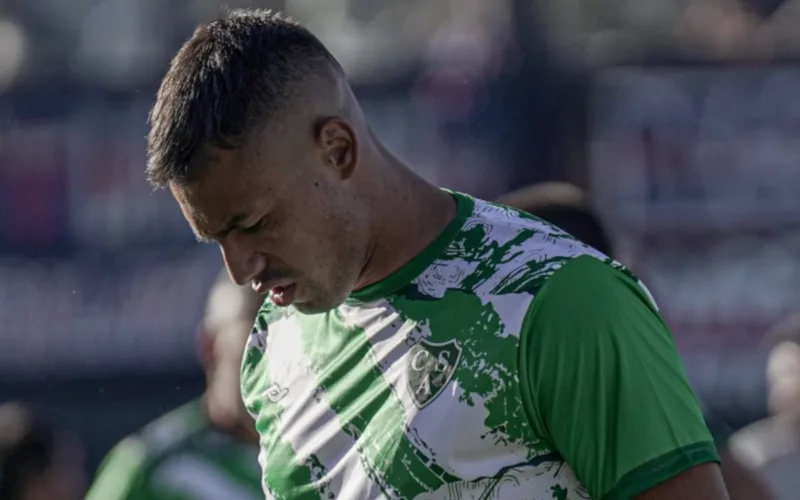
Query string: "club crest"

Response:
xmin=407 ymin=339 xmax=462 ymax=409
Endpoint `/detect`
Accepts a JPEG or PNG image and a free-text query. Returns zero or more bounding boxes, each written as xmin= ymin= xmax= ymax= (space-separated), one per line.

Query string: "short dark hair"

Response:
xmin=0 ymin=404 xmax=58 ymax=500
xmin=147 ymin=9 xmax=340 ymax=188
xmin=496 ymin=182 xmax=615 ymax=257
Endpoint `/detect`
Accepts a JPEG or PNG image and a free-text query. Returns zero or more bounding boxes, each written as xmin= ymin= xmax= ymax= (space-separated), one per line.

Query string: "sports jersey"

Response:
xmin=85 ymin=399 xmax=262 ymax=500
xmin=241 ymin=192 xmax=719 ymax=499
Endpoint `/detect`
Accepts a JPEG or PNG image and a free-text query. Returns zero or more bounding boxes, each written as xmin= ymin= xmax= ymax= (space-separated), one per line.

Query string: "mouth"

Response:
xmin=269 ymin=283 xmax=297 ymax=307
xmin=252 ymin=278 xmax=297 ymax=307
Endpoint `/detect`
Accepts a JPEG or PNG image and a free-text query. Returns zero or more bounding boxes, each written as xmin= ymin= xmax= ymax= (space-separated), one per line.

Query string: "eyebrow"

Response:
xmin=195 ymin=213 xmax=249 ymax=243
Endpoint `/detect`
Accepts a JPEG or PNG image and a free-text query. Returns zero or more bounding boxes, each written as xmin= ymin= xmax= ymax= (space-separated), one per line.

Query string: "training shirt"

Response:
xmin=241 ymin=192 xmax=718 ymax=500
xmin=85 ymin=399 xmax=262 ymax=500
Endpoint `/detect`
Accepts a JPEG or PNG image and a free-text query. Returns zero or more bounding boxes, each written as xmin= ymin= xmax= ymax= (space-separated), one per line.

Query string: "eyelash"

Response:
xmin=241 ymin=218 xmax=266 ymax=234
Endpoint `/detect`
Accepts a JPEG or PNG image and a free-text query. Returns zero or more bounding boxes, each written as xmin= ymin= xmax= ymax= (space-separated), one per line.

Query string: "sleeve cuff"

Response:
xmin=602 ymin=441 xmax=721 ymax=500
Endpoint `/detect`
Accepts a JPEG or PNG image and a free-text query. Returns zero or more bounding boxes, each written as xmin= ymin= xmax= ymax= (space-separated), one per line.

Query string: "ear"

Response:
xmin=316 ymin=117 xmax=358 ymax=179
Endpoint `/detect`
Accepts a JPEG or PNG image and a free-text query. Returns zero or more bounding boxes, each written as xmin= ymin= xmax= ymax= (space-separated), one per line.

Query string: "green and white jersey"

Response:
xmin=85 ymin=400 xmax=262 ymax=500
xmin=241 ymin=192 xmax=718 ymax=500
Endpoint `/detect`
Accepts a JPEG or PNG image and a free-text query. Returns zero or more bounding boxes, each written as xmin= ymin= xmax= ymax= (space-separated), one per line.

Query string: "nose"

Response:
xmin=220 ymin=237 xmax=264 ymax=286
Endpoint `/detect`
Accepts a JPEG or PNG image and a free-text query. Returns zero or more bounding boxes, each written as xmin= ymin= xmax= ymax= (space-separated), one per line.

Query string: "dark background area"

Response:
xmin=2 ymin=0 xmax=799 ymax=476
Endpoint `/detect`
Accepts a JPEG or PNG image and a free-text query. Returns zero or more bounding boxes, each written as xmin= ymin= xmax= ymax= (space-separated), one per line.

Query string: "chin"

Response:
xmin=293 ymin=301 xmax=337 ymax=315
xmin=294 ymin=290 xmax=349 ymax=314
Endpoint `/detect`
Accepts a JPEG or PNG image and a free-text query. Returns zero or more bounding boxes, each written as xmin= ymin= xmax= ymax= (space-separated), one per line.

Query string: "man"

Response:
xmin=729 ymin=313 xmax=800 ymax=500
xmin=498 ymin=181 xmax=773 ymax=500
xmin=0 ymin=402 xmax=86 ymax=500
xmin=84 ymin=270 xmax=263 ymax=500
xmin=146 ymin=9 xmax=727 ymax=499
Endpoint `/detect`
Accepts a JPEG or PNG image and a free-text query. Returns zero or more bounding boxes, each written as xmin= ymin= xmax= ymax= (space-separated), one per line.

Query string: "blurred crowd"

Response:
xmin=2 ymin=0 xmax=800 ymax=498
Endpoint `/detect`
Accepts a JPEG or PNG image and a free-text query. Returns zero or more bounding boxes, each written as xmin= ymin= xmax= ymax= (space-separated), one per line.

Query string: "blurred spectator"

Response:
xmin=497 ymin=181 xmax=773 ymax=500
xmin=496 ymin=182 xmax=615 ymax=257
xmin=84 ymin=270 xmax=263 ymax=500
xmin=730 ymin=313 xmax=800 ymax=500
xmin=0 ymin=402 xmax=86 ymax=500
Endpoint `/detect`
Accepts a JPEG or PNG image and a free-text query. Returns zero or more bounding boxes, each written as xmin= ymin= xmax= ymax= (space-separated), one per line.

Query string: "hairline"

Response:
xmin=146 ymin=10 xmax=344 ymax=189
xmin=153 ymin=63 xmax=343 ymax=190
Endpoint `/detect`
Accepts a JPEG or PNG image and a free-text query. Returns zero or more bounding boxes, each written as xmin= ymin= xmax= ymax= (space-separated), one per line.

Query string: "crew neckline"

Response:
xmin=347 ymin=190 xmax=474 ymax=303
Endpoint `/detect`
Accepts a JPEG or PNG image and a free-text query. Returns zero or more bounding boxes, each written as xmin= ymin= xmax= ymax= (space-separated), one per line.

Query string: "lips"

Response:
xmin=251 ymin=277 xmax=293 ymax=295
xmin=251 ymin=277 xmax=297 ymax=307
xmin=269 ymin=283 xmax=297 ymax=307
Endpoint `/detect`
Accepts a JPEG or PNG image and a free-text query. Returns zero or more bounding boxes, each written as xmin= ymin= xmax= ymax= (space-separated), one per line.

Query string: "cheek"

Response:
xmin=250 ymin=218 xmax=328 ymax=275
xmin=267 ymin=187 xmax=362 ymax=273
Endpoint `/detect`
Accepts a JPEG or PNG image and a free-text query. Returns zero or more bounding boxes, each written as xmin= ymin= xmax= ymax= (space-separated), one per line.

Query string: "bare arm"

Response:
xmin=637 ymin=463 xmax=729 ymax=500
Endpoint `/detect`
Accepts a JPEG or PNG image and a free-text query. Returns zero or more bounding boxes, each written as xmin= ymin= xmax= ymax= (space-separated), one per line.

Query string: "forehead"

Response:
xmin=170 ymin=121 xmax=317 ymax=230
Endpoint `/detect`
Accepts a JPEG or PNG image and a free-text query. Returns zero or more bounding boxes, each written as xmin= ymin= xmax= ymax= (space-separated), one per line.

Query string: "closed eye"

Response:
xmin=240 ymin=217 xmax=267 ymax=235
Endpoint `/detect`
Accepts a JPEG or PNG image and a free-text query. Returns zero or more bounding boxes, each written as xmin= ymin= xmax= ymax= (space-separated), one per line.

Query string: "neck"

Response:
xmin=354 ymin=140 xmax=458 ymax=291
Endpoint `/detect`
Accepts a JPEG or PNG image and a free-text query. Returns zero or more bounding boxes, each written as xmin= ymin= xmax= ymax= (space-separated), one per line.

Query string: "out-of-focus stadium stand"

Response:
xmin=2 ymin=0 xmax=800 ymax=489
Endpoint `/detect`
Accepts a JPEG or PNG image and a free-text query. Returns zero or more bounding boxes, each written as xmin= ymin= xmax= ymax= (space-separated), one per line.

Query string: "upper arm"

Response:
xmin=636 ymin=463 xmax=728 ymax=499
xmin=519 ymin=255 xmax=721 ymax=499
xmin=84 ymin=438 xmax=150 ymax=500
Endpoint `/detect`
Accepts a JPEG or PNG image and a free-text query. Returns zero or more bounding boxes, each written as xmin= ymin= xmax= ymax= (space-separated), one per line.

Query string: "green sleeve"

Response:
xmin=84 ymin=437 xmax=151 ymax=500
xmin=519 ymin=255 xmax=719 ymax=500
xmin=703 ymin=413 xmax=733 ymax=451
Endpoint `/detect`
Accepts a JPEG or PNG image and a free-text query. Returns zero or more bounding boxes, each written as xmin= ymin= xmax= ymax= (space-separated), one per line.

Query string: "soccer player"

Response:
xmin=729 ymin=313 xmax=800 ymax=500
xmin=0 ymin=402 xmax=86 ymax=500
xmin=84 ymin=270 xmax=263 ymax=500
xmin=146 ymin=9 xmax=728 ymax=499
xmin=498 ymin=181 xmax=773 ymax=500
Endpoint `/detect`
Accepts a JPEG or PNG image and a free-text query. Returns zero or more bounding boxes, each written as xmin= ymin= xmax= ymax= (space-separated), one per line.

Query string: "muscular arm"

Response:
xmin=520 ymin=256 xmax=725 ymax=499
xmin=636 ymin=463 xmax=728 ymax=499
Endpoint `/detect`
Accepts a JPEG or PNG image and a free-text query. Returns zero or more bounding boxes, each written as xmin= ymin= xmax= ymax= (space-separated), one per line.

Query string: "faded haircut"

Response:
xmin=147 ymin=9 xmax=341 ymax=188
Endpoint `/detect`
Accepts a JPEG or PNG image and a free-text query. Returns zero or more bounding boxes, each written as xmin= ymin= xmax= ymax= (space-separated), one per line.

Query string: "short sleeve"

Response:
xmin=519 ymin=255 xmax=719 ymax=500
xmin=704 ymin=412 xmax=733 ymax=451
xmin=84 ymin=438 xmax=149 ymax=500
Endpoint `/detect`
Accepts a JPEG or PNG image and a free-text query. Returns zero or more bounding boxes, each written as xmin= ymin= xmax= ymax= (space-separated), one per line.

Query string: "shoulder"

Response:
xmin=85 ymin=435 xmax=149 ymax=500
xmin=535 ymin=254 xmax=656 ymax=311
xmin=521 ymin=255 xmax=663 ymax=354
xmin=88 ymin=401 xmax=210 ymax=498
xmin=117 ymin=400 xmax=209 ymax=470
xmin=456 ymin=196 xmax=615 ymax=296
xmin=518 ymin=255 xmax=668 ymax=384
xmin=406 ymin=196 xmax=632 ymax=322
xmin=411 ymin=195 xmax=610 ymax=302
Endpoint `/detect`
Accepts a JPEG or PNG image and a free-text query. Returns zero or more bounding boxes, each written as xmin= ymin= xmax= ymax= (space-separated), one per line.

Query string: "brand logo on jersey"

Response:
xmin=407 ymin=338 xmax=462 ymax=409
xmin=264 ymin=383 xmax=289 ymax=403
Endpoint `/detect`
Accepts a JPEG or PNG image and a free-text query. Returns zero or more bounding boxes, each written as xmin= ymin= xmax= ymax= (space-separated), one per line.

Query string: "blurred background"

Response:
xmin=0 ymin=0 xmax=798 ymax=486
